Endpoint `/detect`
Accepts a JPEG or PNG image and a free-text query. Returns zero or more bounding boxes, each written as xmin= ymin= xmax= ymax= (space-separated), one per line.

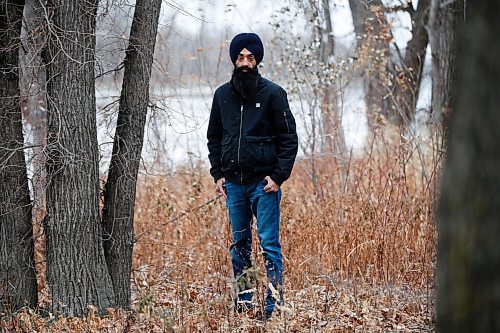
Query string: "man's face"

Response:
xmin=235 ymin=48 xmax=256 ymax=71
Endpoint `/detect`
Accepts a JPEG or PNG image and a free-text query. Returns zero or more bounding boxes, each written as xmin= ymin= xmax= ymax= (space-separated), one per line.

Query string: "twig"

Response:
xmin=95 ymin=62 xmax=125 ymax=79
xmin=165 ymin=194 xmax=223 ymax=224
xmin=133 ymin=194 xmax=223 ymax=243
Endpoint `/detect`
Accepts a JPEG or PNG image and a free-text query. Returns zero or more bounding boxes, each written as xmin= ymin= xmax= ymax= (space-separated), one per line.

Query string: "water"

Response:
xmin=96 ymin=80 xmax=375 ymax=176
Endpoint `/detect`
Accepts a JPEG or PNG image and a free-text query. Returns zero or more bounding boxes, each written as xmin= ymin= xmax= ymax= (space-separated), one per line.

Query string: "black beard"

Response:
xmin=231 ymin=66 xmax=259 ymax=102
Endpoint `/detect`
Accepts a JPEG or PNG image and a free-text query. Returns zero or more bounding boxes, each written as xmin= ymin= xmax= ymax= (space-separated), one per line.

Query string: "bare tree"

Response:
xmin=44 ymin=0 xmax=115 ymax=316
xmin=321 ymin=0 xmax=346 ymax=159
xmin=348 ymin=0 xmax=366 ymax=51
xmin=349 ymin=0 xmax=392 ymax=127
xmin=397 ymin=0 xmax=430 ymax=124
xmin=350 ymin=0 xmax=431 ymax=126
xmin=102 ymin=0 xmax=162 ymax=309
xmin=0 ymin=0 xmax=38 ymax=312
xmin=429 ymin=0 xmax=464 ymax=132
xmin=306 ymin=0 xmax=346 ymax=160
xmin=437 ymin=1 xmax=500 ymax=330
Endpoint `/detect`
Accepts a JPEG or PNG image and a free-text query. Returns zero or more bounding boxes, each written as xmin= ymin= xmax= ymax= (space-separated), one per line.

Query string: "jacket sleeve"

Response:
xmin=207 ymin=91 xmax=224 ymax=182
xmin=270 ymin=87 xmax=298 ymax=186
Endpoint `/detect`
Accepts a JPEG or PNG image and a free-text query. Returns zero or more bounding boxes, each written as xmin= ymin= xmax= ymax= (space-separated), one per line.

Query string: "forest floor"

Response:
xmin=2 ymin=134 xmax=439 ymax=332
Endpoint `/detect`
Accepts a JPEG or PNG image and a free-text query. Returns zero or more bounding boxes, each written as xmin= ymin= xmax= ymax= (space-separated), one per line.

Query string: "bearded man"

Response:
xmin=207 ymin=32 xmax=298 ymax=321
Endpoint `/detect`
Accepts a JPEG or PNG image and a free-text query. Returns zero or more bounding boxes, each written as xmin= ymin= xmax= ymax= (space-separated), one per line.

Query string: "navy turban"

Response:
xmin=229 ymin=33 xmax=264 ymax=66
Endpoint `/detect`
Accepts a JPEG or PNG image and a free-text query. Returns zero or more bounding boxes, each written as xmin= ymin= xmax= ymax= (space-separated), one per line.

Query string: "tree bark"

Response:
xmin=320 ymin=0 xmax=345 ymax=158
xmin=429 ymin=0 xmax=463 ymax=131
xmin=20 ymin=0 xmax=47 ymax=219
xmin=348 ymin=0 xmax=368 ymax=52
xmin=363 ymin=2 xmax=392 ymax=125
xmin=44 ymin=0 xmax=115 ymax=316
xmin=398 ymin=0 xmax=430 ymax=123
xmin=321 ymin=0 xmax=334 ymax=63
xmin=349 ymin=0 xmax=392 ymax=127
xmin=0 ymin=0 xmax=38 ymax=312
xmin=102 ymin=0 xmax=162 ymax=308
xmin=437 ymin=1 xmax=500 ymax=331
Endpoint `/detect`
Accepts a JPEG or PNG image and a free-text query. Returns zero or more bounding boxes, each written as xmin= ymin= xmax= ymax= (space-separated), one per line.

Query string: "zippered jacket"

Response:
xmin=207 ymin=75 xmax=298 ymax=186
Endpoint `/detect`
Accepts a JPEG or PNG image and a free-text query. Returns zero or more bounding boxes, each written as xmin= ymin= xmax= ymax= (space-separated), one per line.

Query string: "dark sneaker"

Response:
xmin=254 ymin=310 xmax=273 ymax=322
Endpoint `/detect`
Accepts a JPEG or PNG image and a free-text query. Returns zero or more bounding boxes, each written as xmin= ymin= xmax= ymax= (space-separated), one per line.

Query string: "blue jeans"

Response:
xmin=225 ymin=179 xmax=283 ymax=313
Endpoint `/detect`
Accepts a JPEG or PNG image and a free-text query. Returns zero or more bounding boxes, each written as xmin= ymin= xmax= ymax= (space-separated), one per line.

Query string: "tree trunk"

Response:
xmin=348 ymin=0 xmax=368 ymax=52
xmin=437 ymin=1 xmax=500 ymax=331
xmin=321 ymin=90 xmax=346 ymax=160
xmin=102 ymin=0 xmax=162 ymax=308
xmin=44 ymin=0 xmax=115 ymax=316
xmin=320 ymin=0 xmax=345 ymax=158
xmin=429 ymin=0 xmax=463 ymax=132
xmin=398 ymin=0 xmax=430 ymax=123
xmin=309 ymin=0 xmax=346 ymax=160
xmin=0 ymin=0 xmax=38 ymax=312
xmin=20 ymin=0 xmax=47 ymax=220
xmin=363 ymin=2 xmax=392 ymax=125
xmin=321 ymin=0 xmax=334 ymax=63
xmin=349 ymin=0 xmax=391 ymax=127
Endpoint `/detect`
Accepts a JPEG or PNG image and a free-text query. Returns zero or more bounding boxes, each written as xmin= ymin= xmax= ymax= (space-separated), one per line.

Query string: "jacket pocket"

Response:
xmin=244 ymin=135 xmax=276 ymax=167
xmin=221 ymin=136 xmax=237 ymax=173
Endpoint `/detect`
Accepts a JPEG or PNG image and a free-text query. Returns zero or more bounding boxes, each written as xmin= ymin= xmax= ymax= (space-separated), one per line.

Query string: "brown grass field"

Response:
xmin=1 ymin=129 xmax=439 ymax=332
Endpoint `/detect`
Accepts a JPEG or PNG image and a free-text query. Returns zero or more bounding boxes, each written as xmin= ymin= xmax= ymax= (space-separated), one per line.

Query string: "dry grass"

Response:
xmin=1 ymin=129 xmax=439 ymax=332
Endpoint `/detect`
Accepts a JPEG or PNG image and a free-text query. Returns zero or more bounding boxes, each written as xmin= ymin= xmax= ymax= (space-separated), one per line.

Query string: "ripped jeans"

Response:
xmin=225 ymin=179 xmax=283 ymax=313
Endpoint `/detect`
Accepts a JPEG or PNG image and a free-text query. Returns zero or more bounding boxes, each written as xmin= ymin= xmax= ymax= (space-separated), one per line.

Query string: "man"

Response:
xmin=207 ymin=32 xmax=298 ymax=320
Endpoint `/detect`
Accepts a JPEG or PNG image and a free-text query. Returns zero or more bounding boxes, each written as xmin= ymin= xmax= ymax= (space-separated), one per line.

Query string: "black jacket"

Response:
xmin=207 ymin=75 xmax=298 ymax=185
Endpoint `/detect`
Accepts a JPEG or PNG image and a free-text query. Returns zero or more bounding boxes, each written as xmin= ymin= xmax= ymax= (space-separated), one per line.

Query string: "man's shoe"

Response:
xmin=254 ymin=310 xmax=273 ymax=322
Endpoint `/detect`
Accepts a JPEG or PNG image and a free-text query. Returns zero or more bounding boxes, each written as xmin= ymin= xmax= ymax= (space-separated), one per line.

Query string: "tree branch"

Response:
xmin=95 ymin=62 xmax=125 ymax=80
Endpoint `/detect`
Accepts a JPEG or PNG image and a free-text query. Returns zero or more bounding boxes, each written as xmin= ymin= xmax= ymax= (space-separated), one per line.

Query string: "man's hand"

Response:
xmin=215 ymin=177 xmax=227 ymax=198
xmin=263 ymin=176 xmax=280 ymax=193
